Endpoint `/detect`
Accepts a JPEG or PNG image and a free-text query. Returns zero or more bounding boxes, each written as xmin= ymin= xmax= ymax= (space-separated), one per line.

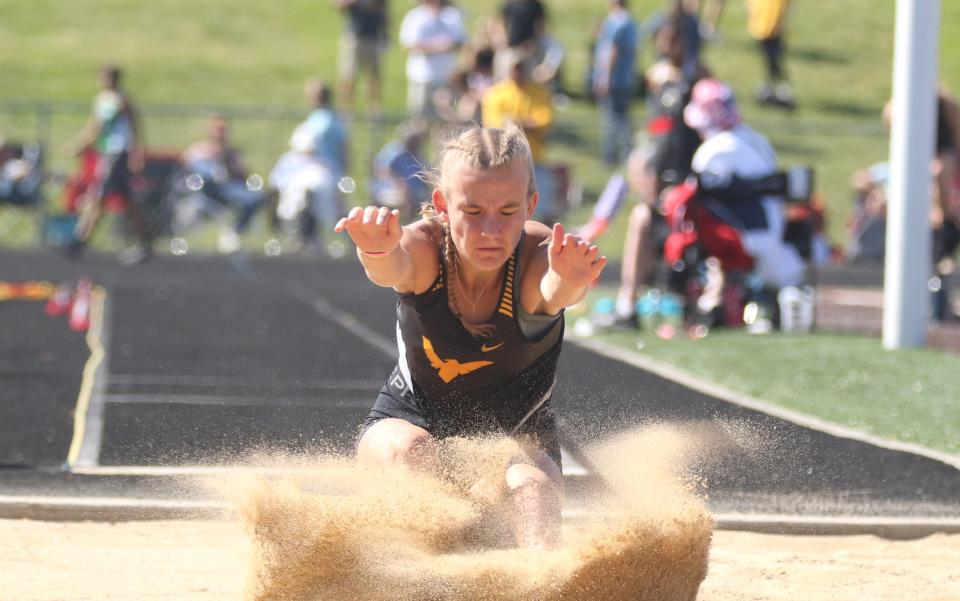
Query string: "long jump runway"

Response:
xmin=2 ymin=249 xmax=959 ymax=533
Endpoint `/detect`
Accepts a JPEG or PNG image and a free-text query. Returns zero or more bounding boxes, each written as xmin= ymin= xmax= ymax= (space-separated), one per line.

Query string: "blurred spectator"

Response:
xmin=399 ymin=0 xmax=467 ymax=121
xmin=931 ymin=91 xmax=960 ymax=317
xmin=371 ymin=120 xmax=430 ymax=218
xmin=684 ymin=79 xmax=805 ymax=289
xmin=469 ymin=45 xmax=497 ymax=95
xmin=698 ymin=0 xmax=726 ymax=39
xmin=0 ymin=138 xmax=43 ymax=205
xmin=644 ymin=9 xmax=709 ymax=187
xmin=482 ymin=53 xmax=556 ymax=221
xmin=335 ymin=0 xmax=389 ymax=118
xmin=860 ymin=89 xmax=960 ymax=320
xmin=597 ymin=145 xmax=665 ymax=328
xmin=594 ymin=9 xmax=710 ymax=329
xmin=845 ymin=162 xmax=889 ymax=263
xmin=433 ymin=70 xmax=484 ymax=124
xmin=66 ymin=64 xmax=153 ymax=265
xmin=644 ymin=0 xmax=702 ymax=86
xmin=180 ymin=115 xmax=265 ymax=254
xmin=492 ymin=0 xmax=547 ymax=80
xmin=269 ymin=79 xmax=348 ymax=253
xmin=593 ymin=0 xmax=639 ymax=166
xmin=530 ymin=30 xmax=565 ymax=93
xmin=746 ymin=0 xmax=794 ymax=109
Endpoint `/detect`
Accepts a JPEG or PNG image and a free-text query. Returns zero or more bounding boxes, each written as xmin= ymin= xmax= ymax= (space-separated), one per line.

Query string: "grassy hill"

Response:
xmin=2 ymin=0 xmax=959 ymax=251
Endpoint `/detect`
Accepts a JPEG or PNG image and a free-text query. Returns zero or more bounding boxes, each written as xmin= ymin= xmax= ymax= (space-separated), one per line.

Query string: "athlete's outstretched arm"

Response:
xmin=335 ymin=206 xmax=418 ymax=291
xmin=538 ymin=223 xmax=607 ymax=315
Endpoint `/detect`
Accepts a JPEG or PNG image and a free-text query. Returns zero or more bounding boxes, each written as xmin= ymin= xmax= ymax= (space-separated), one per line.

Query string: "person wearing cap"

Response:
xmin=683 ymin=78 xmax=805 ymax=289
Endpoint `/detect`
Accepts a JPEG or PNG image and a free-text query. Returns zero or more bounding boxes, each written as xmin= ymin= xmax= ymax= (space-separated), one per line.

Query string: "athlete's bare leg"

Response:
xmin=505 ymin=449 xmax=564 ymax=549
xmin=615 ymin=202 xmax=656 ymax=317
xmin=356 ymin=417 xmax=438 ymax=472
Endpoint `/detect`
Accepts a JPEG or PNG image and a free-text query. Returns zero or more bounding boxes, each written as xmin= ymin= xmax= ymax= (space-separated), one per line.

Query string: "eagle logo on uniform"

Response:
xmin=422 ymin=336 xmax=493 ymax=383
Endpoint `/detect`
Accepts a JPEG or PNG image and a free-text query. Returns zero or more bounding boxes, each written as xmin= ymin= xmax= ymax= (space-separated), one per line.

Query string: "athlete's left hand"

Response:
xmin=547 ymin=223 xmax=607 ymax=289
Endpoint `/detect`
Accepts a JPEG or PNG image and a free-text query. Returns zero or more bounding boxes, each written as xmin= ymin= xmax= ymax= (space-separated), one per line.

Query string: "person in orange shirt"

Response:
xmin=482 ymin=54 xmax=557 ymax=222
xmin=746 ymin=0 xmax=794 ymax=109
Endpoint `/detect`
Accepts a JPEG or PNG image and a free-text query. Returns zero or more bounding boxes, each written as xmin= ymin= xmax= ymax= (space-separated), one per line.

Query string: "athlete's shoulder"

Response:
xmin=523 ymin=220 xmax=553 ymax=249
xmin=402 ymin=218 xmax=442 ymax=294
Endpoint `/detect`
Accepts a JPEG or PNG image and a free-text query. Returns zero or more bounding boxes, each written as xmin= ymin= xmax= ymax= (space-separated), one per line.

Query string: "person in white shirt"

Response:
xmin=399 ymin=0 xmax=467 ymax=120
xmin=684 ymin=78 xmax=804 ymax=289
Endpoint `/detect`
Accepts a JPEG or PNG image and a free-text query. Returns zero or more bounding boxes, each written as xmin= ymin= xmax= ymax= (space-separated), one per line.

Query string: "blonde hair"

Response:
xmin=421 ymin=123 xmax=536 ymax=337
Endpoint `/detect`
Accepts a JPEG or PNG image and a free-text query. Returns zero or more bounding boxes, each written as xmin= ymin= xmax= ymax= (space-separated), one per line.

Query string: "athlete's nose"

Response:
xmin=480 ymin=215 xmax=503 ymax=238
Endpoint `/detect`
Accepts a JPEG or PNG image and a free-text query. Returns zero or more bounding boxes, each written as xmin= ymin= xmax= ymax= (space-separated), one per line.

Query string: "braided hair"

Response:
xmin=420 ymin=123 xmax=537 ymax=337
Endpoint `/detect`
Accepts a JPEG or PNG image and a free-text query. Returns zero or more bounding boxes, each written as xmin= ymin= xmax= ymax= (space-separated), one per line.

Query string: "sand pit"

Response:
xmin=3 ymin=519 xmax=958 ymax=601
xmin=220 ymin=427 xmax=713 ymax=601
xmin=3 ymin=424 xmax=958 ymax=600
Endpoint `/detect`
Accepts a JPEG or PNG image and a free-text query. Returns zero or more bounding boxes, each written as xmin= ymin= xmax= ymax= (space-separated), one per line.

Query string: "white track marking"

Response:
xmin=288 ymin=284 xmax=397 ymax=359
xmin=569 ymin=335 xmax=960 ymax=472
xmin=104 ymin=392 xmax=374 ymax=407
xmin=66 ymin=288 xmax=110 ymax=470
xmin=107 ymin=374 xmax=383 ymax=389
xmin=560 ymin=448 xmax=589 ymax=477
xmin=3 ymin=494 xmax=959 ymax=537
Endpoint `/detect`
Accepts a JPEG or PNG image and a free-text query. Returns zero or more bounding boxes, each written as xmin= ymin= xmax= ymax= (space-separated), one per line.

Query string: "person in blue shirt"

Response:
xmin=371 ymin=120 xmax=429 ymax=219
xmin=270 ymin=80 xmax=350 ymax=252
xmin=593 ymin=0 xmax=639 ymax=166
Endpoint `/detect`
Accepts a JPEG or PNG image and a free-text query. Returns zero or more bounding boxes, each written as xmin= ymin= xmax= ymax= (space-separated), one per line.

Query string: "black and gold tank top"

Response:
xmin=392 ymin=236 xmax=563 ymax=437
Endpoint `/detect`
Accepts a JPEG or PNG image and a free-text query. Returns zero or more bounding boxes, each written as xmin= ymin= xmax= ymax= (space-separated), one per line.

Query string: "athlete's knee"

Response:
xmin=385 ymin=430 xmax=434 ymax=467
xmin=359 ymin=421 xmax=434 ymax=469
xmin=505 ymin=463 xmax=560 ymax=494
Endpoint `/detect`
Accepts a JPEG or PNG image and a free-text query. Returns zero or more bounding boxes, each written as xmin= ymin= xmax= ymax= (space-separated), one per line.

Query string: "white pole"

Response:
xmin=883 ymin=0 xmax=940 ymax=349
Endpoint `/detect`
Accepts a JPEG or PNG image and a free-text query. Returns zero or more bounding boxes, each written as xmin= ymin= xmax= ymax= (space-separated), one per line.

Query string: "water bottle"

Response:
xmin=777 ymin=286 xmax=814 ymax=333
xmin=636 ymin=289 xmax=662 ymax=330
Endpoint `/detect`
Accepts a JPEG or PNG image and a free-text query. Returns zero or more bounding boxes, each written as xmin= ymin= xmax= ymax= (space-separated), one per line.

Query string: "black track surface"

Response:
xmin=1 ymin=249 xmax=958 ymax=518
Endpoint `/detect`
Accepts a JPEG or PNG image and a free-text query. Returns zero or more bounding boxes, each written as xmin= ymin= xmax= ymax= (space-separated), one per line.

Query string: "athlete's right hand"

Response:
xmin=334 ymin=206 xmax=402 ymax=255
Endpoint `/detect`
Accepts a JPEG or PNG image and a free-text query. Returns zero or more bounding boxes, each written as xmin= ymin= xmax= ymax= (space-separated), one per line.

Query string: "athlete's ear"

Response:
xmin=432 ymin=188 xmax=449 ymax=219
xmin=526 ymin=190 xmax=539 ymax=219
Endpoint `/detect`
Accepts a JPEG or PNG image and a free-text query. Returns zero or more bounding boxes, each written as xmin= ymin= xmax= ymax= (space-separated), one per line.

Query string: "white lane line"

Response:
xmin=66 ymin=287 xmax=110 ymax=470
xmin=74 ymin=459 xmax=592 ymax=478
xmin=0 ymin=495 xmax=225 ymax=510
xmin=288 ymin=284 xmax=397 ymax=359
xmin=72 ymin=465 xmax=325 ymax=476
xmin=107 ymin=374 xmax=384 ymax=389
xmin=560 ymin=448 xmax=590 ymax=477
xmin=75 ymin=461 xmax=588 ymax=479
xmin=3 ymin=495 xmax=959 ymax=536
xmin=104 ymin=392 xmax=374 ymax=407
xmin=569 ymin=335 xmax=960 ymax=472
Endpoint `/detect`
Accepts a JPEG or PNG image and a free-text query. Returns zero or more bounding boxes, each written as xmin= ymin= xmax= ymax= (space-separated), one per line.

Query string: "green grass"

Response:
xmin=2 ymin=0 xmax=960 ymax=253
xmin=569 ymin=288 xmax=960 ymax=456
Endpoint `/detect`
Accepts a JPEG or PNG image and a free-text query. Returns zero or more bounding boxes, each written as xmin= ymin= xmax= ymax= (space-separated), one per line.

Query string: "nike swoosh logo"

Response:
xmin=481 ymin=342 xmax=504 ymax=353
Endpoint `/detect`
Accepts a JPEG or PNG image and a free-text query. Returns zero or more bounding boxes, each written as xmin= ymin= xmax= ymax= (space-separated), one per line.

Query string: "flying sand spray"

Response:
xmin=210 ymin=420 xmax=720 ymax=601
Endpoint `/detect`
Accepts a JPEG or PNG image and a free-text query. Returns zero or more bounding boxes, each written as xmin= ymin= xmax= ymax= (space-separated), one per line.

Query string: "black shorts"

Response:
xmin=358 ymin=367 xmax=563 ymax=468
xmin=93 ymin=152 xmax=133 ymax=203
